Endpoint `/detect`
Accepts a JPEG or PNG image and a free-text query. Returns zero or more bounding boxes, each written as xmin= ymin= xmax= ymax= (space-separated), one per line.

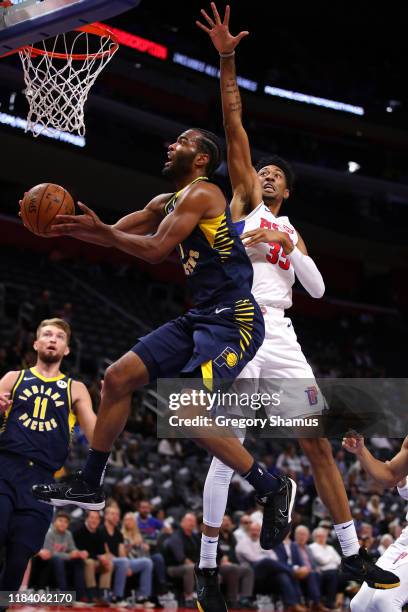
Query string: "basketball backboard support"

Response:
xmin=0 ymin=0 xmax=142 ymax=56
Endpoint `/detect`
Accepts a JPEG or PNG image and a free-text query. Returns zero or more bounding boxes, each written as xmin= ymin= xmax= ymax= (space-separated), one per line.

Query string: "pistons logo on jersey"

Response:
xmin=17 ymin=383 xmax=65 ymax=432
xmin=305 ymin=386 xmax=319 ymax=406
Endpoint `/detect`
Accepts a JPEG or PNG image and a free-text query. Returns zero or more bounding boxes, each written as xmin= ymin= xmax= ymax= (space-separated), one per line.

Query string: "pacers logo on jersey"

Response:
xmin=305 ymin=386 xmax=319 ymax=406
xmin=17 ymin=383 xmax=65 ymax=432
xmin=214 ymin=347 xmax=239 ymax=369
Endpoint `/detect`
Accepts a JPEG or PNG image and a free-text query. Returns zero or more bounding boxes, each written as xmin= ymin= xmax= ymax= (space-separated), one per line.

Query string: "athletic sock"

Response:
xmin=334 ymin=520 xmax=360 ymax=557
xmin=83 ymin=448 xmax=110 ymax=487
xmin=241 ymin=461 xmax=281 ymax=496
xmin=199 ymin=534 xmax=219 ymax=569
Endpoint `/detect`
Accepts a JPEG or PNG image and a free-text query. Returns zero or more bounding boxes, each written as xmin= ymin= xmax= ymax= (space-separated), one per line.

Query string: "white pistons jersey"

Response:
xmin=236 ymin=202 xmax=298 ymax=310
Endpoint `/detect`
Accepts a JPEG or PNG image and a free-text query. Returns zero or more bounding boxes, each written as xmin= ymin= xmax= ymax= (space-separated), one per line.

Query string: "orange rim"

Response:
xmin=21 ymin=23 xmax=119 ymax=60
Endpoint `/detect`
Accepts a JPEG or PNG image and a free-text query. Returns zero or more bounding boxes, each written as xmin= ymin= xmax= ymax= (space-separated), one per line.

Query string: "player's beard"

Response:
xmin=162 ymin=151 xmax=195 ymax=181
xmin=38 ymin=349 xmax=63 ymax=364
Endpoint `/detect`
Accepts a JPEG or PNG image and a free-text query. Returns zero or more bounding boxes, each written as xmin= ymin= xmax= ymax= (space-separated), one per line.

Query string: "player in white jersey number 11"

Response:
xmin=194 ymin=4 xmax=400 ymax=611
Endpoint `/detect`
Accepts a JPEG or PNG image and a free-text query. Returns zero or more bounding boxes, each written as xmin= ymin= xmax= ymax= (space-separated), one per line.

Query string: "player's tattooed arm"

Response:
xmin=71 ymin=381 xmax=96 ymax=445
xmin=343 ymin=433 xmax=408 ymax=487
xmin=0 ymin=370 xmax=20 ymax=413
xmin=196 ymin=3 xmax=261 ymax=217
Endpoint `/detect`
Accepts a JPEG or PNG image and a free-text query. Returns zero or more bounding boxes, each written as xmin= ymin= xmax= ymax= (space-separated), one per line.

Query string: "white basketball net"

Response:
xmin=19 ymin=28 xmax=118 ymax=137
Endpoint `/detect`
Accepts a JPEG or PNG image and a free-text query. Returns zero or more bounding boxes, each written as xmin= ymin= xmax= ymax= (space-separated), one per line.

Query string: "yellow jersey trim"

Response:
xmin=198 ymin=212 xmax=225 ymax=248
xmin=201 ymin=360 xmax=213 ymax=392
xmin=30 ymin=367 xmax=65 ymax=382
xmin=164 ymin=176 xmax=208 ymax=216
xmin=175 ymin=176 xmax=208 ymax=197
xmin=67 ymin=379 xmax=76 ymax=436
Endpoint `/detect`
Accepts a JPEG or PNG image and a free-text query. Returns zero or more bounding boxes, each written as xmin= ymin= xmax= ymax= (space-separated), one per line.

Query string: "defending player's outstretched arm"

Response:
xmin=197 ymin=3 xmax=261 ymax=218
xmin=343 ymin=434 xmax=408 ymax=487
xmin=51 ymin=182 xmax=224 ymax=264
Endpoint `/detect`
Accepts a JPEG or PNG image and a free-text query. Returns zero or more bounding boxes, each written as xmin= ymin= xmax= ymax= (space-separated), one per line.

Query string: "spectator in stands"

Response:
xmin=158 ymin=438 xmax=183 ymax=457
xmin=73 ymin=510 xmax=112 ymax=604
xmin=309 ymin=527 xmax=341 ymax=610
xmin=236 ymin=522 xmax=307 ymax=612
xmin=218 ymin=514 xmax=255 ymax=609
xmin=233 ymin=514 xmax=253 ymax=542
xmin=37 ymin=512 xmax=87 ymax=599
xmin=100 ymin=504 xmax=131 ymax=606
xmin=102 ymin=504 xmax=154 ymax=606
xmin=122 ymin=512 xmax=167 ymax=598
xmin=276 ymin=442 xmax=302 ymax=475
xmin=136 ymin=500 xmax=163 ymax=549
xmin=293 ymin=526 xmax=329 ymax=612
xmin=377 ymin=533 xmax=394 ymax=555
xmin=367 ymin=494 xmax=384 ymax=522
xmin=164 ymin=512 xmax=200 ymax=608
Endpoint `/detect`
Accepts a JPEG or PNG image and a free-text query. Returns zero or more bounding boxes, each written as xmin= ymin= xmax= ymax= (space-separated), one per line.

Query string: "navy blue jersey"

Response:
xmin=0 ymin=367 xmax=76 ymax=471
xmin=164 ymin=177 xmax=253 ymax=306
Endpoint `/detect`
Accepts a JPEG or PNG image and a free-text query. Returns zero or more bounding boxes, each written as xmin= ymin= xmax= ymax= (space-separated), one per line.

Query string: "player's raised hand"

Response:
xmin=196 ymin=3 xmax=249 ymax=55
xmin=342 ymin=430 xmax=365 ymax=455
xmin=49 ymin=202 xmax=112 ymax=244
xmin=0 ymin=392 xmax=11 ymax=413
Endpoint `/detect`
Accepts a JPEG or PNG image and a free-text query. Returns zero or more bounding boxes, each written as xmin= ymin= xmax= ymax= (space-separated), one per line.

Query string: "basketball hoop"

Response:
xmin=17 ymin=23 xmax=118 ymax=137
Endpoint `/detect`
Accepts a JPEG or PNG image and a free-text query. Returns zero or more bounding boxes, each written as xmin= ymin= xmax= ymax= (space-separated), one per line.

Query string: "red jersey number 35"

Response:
xmin=260 ymin=218 xmax=290 ymax=270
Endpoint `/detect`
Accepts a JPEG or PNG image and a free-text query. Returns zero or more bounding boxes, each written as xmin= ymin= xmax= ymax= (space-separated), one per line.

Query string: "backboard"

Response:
xmin=0 ymin=0 xmax=142 ymax=56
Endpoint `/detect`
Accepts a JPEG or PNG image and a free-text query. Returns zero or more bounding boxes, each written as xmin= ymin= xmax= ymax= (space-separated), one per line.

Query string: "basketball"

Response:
xmin=20 ymin=183 xmax=75 ymax=235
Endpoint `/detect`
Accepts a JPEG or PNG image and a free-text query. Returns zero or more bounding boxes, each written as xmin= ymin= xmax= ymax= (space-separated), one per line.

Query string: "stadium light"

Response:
xmin=348 ymin=161 xmax=360 ymax=173
xmin=173 ymin=52 xmax=258 ymax=92
xmin=0 ymin=111 xmax=85 ymax=147
xmin=97 ymin=23 xmax=168 ymax=60
xmin=264 ymin=85 xmax=364 ymax=116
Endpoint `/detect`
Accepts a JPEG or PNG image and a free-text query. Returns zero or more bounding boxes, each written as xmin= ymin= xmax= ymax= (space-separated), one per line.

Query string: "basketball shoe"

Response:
xmin=195 ymin=567 xmax=227 ymax=612
xmin=256 ymin=474 xmax=297 ymax=549
xmin=341 ymin=547 xmax=400 ymax=589
xmin=32 ymin=470 xmax=105 ymax=510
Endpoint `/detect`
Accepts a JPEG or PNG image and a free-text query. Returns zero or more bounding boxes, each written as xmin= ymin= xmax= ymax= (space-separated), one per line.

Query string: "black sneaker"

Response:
xmin=256 ymin=475 xmax=297 ymax=549
xmin=195 ymin=567 xmax=227 ymax=612
xmin=341 ymin=547 xmax=400 ymax=589
xmin=32 ymin=470 xmax=105 ymax=510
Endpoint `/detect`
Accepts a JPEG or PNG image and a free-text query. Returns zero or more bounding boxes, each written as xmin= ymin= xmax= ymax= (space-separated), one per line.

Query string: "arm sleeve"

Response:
xmin=397 ymin=479 xmax=408 ymax=500
xmin=287 ymin=246 xmax=325 ymax=299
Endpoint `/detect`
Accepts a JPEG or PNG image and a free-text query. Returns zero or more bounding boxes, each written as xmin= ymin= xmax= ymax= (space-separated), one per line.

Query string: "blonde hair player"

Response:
xmin=0 ymin=318 xmax=95 ymax=593
xmin=195 ymin=3 xmax=400 ymax=609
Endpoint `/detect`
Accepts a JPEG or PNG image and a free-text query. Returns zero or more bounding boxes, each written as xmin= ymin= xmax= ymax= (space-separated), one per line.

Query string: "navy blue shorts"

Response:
xmin=0 ymin=451 xmax=54 ymax=554
xmin=132 ymin=296 xmax=265 ymax=387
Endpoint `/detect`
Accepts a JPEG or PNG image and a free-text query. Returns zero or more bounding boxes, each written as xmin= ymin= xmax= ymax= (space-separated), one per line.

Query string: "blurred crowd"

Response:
xmin=18 ymin=433 xmax=406 ymax=610
xmin=0 ymin=270 xmax=406 ymax=610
